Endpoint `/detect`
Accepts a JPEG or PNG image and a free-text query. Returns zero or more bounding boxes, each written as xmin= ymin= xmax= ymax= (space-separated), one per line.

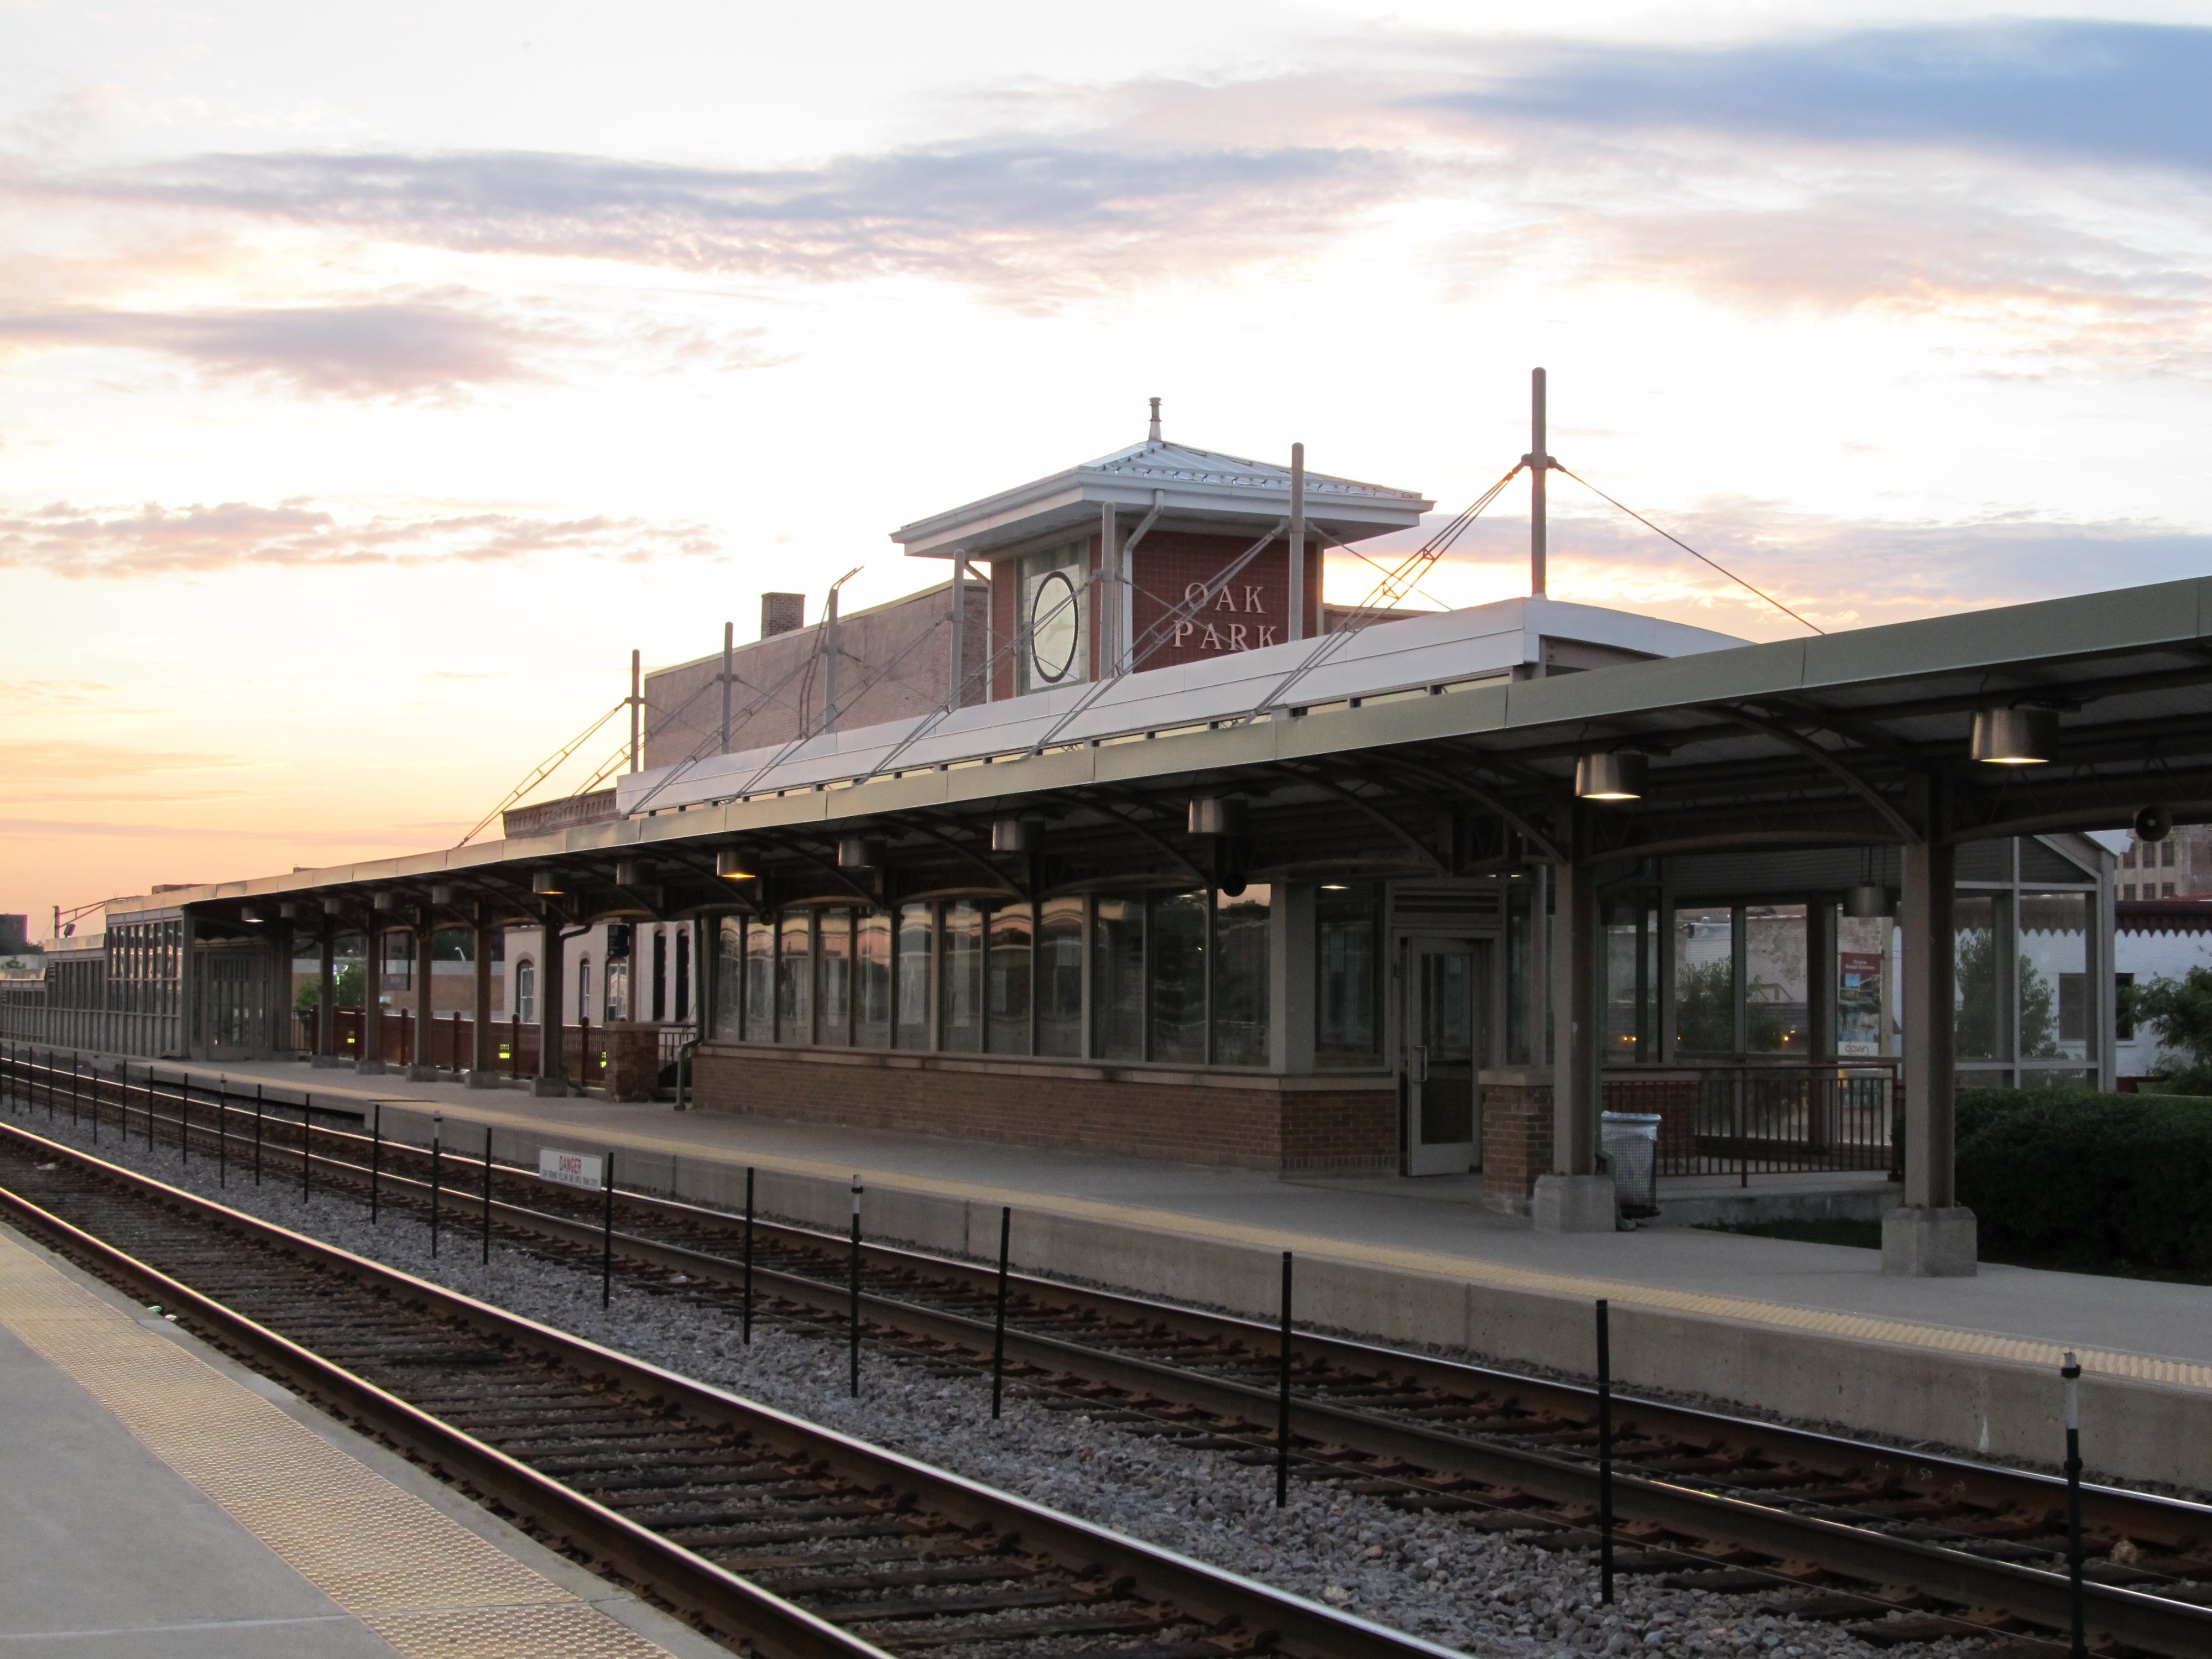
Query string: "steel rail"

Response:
xmin=0 ymin=1118 xmax=1469 ymax=1659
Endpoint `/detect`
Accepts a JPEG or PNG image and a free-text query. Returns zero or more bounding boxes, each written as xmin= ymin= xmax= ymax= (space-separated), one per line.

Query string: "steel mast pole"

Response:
xmin=1529 ymin=367 xmax=1548 ymax=598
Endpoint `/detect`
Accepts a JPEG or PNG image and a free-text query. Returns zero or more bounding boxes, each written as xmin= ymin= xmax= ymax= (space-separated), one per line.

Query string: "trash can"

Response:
xmin=1600 ymin=1112 xmax=1663 ymax=1218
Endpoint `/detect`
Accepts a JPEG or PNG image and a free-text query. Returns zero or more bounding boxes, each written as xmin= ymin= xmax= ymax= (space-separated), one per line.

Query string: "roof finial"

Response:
xmin=1147 ymin=397 xmax=1161 ymax=443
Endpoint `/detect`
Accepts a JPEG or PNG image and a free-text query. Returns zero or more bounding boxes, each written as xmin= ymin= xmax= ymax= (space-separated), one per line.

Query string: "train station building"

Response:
xmin=11 ymin=410 xmax=2190 ymax=1279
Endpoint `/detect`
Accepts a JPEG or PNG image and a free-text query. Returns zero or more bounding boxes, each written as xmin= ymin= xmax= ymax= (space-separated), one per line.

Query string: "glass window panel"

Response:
xmin=776 ymin=910 xmax=811 ymax=1043
xmin=1150 ymin=890 xmax=1208 ymax=1064
xmin=940 ymin=899 xmax=983 ymax=1052
xmin=1835 ymin=914 xmax=1896 ymax=1057
xmin=1037 ymin=896 xmax=1084 ymax=1057
xmin=987 ymin=902 xmax=1033 ymax=1054
xmin=1213 ymin=884 xmax=1271 ymax=1066
xmin=743 ymin=916 xmax=774 ymax=1042
xmin=855 ymin=910 xmax=892 ymax=1048
xmin=1603 ymin=905 xmax=1657 ymax=1063
xmin=1092 ymin=893 xmax=1146 ymax=1061
xmin=817 ymin=908 xmax=851 ymax=1046
xmin=1744 ymin=904 xmax=1809 ymax=1055
xmin=1954 ymin=894 xmax=2001 ymax=1060
xmin=895 ymin=902 xmax=933 ymax=1048
xmin=1316 ymin=882 xmax=1381 ymax=1065
xmin=2019 ymin=891 xmax=2089 ymax=1061
xmin=1673 ymin=906 xmax=1735 ymax=1054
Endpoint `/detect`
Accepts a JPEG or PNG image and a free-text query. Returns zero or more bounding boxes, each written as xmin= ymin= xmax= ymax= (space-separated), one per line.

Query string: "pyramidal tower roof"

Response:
xmin=892 ymin=402 xmax=1433 ymax=561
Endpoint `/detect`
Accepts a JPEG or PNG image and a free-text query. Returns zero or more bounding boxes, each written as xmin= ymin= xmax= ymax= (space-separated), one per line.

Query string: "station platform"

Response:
xmin=0 ymin=1215 xmax=721 ymax=1658
xmin=53 ymin=1056 xmax=2212 ymax=1495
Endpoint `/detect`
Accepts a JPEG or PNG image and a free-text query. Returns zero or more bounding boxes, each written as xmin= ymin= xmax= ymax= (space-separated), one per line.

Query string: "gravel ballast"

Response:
xmin=4 ymin=1100 xmax=2003 ymax=1659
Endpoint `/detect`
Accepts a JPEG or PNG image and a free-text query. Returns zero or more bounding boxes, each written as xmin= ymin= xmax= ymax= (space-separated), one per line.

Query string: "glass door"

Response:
xmin=1405 ymin=937 xmax=1484 ymax=1175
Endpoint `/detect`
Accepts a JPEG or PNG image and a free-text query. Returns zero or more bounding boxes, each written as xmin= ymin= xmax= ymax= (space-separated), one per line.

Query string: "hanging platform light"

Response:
xmin=1970 ymin=706 xmax=2057 ymax=765
xmin=715 ymin=845 xmax=758 ymax=881
xmin=530 ymin=869 xmax=565 ymax=896
xmin=1574 ymin=751 xmax=1648 ymax=801
xmin=1842 ymin=883 xmax=1893 ymax=919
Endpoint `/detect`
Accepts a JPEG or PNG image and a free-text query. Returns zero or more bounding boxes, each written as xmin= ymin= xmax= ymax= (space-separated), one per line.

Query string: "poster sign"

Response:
xmin=1837 ymin=951 xmax=1884 ymax=1057
xmin=539 ymin=1147 xmax=604 ymax=1190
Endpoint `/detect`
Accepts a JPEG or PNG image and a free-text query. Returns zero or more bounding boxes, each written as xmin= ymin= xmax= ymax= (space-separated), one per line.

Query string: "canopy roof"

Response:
xmin=893 ymin=436 xmax=1433 ymax=561
xmin=116 ymin=578 xmax=2212 ymax=933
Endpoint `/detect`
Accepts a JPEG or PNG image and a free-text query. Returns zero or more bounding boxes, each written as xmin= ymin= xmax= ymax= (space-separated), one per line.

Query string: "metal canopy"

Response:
xmin=114 ymin=577 xmax=2212 ymax=931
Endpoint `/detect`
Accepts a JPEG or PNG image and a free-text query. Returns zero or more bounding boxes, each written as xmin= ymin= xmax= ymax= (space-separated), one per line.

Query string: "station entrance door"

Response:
xmin=1403 ymin=936 xmax=1486 ymax=1175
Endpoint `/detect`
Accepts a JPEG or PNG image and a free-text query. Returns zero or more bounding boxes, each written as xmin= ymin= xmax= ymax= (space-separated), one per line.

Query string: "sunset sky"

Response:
xmin=4 ymin=2 xmax=2210 ymax=938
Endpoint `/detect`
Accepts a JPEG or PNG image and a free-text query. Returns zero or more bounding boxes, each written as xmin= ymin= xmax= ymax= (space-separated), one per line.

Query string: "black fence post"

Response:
xmin=742 ymin=1166 xmax=755 ymax=1346
xmin=370 ymin=1103 xmax=380 ymax=1222
xmin=848 ymin=1176 xmax=862 ymax=1399
xmin=481 ymin=1126 xmax=493 ymax=1265
xmin=601 ymin=1150 xmax=614 ymax=1310
xmin=1277 ymin=1250 xmax=1294 ymax=1508
xmin=1598 ymin=1298 xmax=1616 ymax=1604
xmin=253 ymin=1086 xmax=263 ymax=1185
xmin=216 ymin=1077 xmax=226 ymax=1187
xmin=992 ymin=1205 xmax=1010 ymax=1419
xmin=430 ymin=1114 xmax=442 ymax=1255
xmin=89 ymin=1056 xmax=100 ymax=1146
xmin=2064 ymin=1351 xmax=2086 ymax=1659
xmin=180 ymin=1078 xmax=190 ymax=1165
xmin=302 ymin=1101 xmax=312 ymax=1203
xmin=69 ymin=1051 xmax=79 ymax=1125
xmin=145 ymin=1067 xmax=154 ymax=1151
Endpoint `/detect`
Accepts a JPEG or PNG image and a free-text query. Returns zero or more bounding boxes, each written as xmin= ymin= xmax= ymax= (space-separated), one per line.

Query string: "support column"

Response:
xmin=314 ymin=917 xmax=341 ymax=1067
xmin=406 ymin=910 xmax=438 ymax=1081
xmin=357 ymin=926 xmax=387 ymax=1073
xmin=1287 ymin=443 xmax=1306 ymax=644
xmin=1885 ymin=837 xmax=1976 ymax=1275
xmin=534 ymin=910 xmax=568 ymax=1098
xmin=1535 ymin=850 xmax=1614 ymax=1232
xmin=468 ymin=915 xmax=498 ymax=1087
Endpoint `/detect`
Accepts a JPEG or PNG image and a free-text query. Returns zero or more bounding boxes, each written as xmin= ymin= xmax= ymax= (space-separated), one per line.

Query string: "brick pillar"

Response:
xmin=1481 ymin=1068 xmax=1554 ymax=1214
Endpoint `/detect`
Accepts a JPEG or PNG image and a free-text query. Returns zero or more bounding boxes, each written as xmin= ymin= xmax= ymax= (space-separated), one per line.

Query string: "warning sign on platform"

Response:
xmin=539 ymin=1147 xmax=603 ymax=1190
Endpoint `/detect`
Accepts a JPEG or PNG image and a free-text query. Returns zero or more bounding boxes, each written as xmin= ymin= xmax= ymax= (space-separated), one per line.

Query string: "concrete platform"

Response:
xmin=0 ymin=1215 xmax=721 ymax=1659
xmin=58 ymin=1056 xmax=2212 ymax=1495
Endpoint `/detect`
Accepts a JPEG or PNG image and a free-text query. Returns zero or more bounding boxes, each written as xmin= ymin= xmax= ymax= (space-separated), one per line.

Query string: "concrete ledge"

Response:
xmin=528 ymin=1076 xmax=572 ymax=1098
xmin=463 ymin=1070 xmax=507 ymax=1091
xmin=404 ymin=1064 xmax=440 ymax=1083
xmin=1657 ymin=1181 xmax=1899 ymax=1229
xmin=353 ymin=1058 xmax=388 ymax=1076
xmin=310 ymin=1055 xmax=348 ymax=1070
xmin=1532 ymin=1174 xmax=1616 ymax=1234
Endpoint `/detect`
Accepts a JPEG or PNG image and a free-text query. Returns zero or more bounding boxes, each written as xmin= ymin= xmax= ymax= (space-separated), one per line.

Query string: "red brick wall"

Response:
xmin=691 ymin=1045 xmax=1395 ymax=1172
xmin=1130 ymin=530 xmax=1319 ymax=672
xmin=1482 ymin=1076 xmax=1553 ymax=1213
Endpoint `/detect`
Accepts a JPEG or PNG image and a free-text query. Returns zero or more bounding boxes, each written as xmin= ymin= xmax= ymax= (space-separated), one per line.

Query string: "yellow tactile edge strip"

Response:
xmin=322 ymin=1092 xmax=2212 ymax=1395
xmin=0 ymin=1230 xmax=679 ymax=1659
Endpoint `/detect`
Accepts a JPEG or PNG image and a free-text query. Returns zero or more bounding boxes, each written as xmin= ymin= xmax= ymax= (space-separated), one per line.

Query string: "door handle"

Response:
xmin=1411 ymin=1044 xmax=1428 ymax=1083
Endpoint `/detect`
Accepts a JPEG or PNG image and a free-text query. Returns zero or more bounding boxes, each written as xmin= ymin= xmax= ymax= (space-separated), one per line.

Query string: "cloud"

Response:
xmin=43 ymin=140 xmax=1410 ymax=299
xmin=0 ymin=816 xmax=443 ymax=847
xmin=0 ymin=680 xmax=121 ymax=712
xmin=0 ymin=739 xmax=242 ymax=778
xmin=0 ymin=499 xmax=721 ymax=577
xmin=0 ymin=300 xmax=545 ymax=397
xmin=1430 ymin=21 xmax=2212 ymax=177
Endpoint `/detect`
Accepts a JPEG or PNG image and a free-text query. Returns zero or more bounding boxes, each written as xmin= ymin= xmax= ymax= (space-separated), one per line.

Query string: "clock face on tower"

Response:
xmin=1029 ymin=569 xmax=1078 ymax=683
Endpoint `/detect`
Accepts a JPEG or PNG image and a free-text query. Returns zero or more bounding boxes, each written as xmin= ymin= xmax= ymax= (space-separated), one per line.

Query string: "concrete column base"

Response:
xmin=310 ymin=1054 xmax=347 ymax=1070
xmin=464 ymin=1070 xmax=507 ymax=1091
xmin=1532 ymin=1173 xmax=1618 ymax=1234
xmin=530 ymin=1076 xmax=572 ymax=1098
xmin=354 ymin=1058 xmax=388 ymax=1076
xmin=403 ymin=1063 xmax=440 ymax=1083
xmin=1881 ymin=1205 xmax=1978 ymax=1277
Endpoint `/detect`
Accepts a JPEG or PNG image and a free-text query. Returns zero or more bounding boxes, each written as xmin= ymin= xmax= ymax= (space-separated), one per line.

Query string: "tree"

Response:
xmin=2133 ymin=967 xmax=2212 ymax=1093
xmin=294 ymin=962 xmax=365 ymax=1014
xmin=1675 ymin=961 xmax=1734 ymax=1053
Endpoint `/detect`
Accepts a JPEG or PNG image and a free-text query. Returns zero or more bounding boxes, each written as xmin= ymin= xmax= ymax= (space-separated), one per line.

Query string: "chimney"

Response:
xmin=1147 ymin=397 xmax=1162 ymax=442
xmin=761 ymin=592 xmax=805 ymax=638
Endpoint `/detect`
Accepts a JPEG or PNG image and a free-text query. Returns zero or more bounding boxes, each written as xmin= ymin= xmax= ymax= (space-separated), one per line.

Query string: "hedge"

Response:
xmin=1954 ymin=1088 xmax=2212 ymax=1276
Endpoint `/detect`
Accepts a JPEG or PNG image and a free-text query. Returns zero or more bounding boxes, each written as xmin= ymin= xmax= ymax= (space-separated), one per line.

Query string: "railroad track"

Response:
xmin=10 ymin=1051 xmax=2212 ymax=1656
xmin=0 ymin=1115 xmax=1463 ymax=1659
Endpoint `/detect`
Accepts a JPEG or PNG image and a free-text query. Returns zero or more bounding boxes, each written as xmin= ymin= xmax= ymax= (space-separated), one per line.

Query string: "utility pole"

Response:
xmin=719 ymin=621 xmax=734 ymax=754
xmin=948 ymin=559 xmax=967 ymax=711
xmin=628 ymin=649 xmax=641 ymax=772
xmin=1528 ymin=367 xmax=1548 ymax=599
xmin=1288 ymin=442 xmax=1306 ymax=643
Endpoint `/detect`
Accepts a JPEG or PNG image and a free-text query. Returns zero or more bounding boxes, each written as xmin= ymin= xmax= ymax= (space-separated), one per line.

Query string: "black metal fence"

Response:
xmin=1603 ymin=1062 xmax=1901 ymax=1185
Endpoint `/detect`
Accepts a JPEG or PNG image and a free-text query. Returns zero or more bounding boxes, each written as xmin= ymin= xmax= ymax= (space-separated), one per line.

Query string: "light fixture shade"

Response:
xmin=530 ymin=869 xmax=565 ymax=896
xmin=239 ymin=903 xmax=270 ymax=924
xmin=614 ymin=858 xmax=646 ymax=888
xmin=371 ymin=889 xmax=402 ymax=912
xmin=1970 ymin=706 xmax=2057 ymax=765
xmin=1575 ymin=751 xmax=1648 ymax=801
xmin=277 ymin=899 xmax=314 ymax=920
xmin=429 ymin=883 xmax=458 ymax=906
xmin=1188 ymin=796 xmax=1247 ymax=837
xmin=837 ymin=833 xmax=886 ymax=870
xmin=715 ymin=845 xmax=757 ymax=880
xmin=1842 ymin=883 xmax=1894 ymax=920
xmin=990 ymin=816 xmax=1032 ymax=854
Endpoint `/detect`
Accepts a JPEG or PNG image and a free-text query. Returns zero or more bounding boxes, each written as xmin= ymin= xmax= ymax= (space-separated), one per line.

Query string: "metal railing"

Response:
xmin=293 ymin=1008 xmax=695 ymax=1092
xmin=1603 ymin=1061 xmax=1901 ymax=1185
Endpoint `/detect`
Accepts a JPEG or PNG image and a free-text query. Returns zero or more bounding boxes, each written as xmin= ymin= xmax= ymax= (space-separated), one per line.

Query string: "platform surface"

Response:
xmin=137 ymin=1056 xmax=2212 ymax=1391
xmin=0 ymin=1215 xmax=720 ymax=1659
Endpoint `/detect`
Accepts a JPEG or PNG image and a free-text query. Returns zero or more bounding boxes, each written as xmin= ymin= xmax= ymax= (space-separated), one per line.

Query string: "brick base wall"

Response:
xmin=1481 ymin=1069 xmax=1554 ymax=1214
xmin=691 ymin=1046 xmax=1396 ymax=1172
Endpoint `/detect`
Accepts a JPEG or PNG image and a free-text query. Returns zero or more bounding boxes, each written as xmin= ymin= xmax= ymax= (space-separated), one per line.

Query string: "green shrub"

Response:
xmin=1955 ymin=1088 xmax=2212 ymax=1276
